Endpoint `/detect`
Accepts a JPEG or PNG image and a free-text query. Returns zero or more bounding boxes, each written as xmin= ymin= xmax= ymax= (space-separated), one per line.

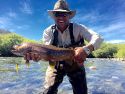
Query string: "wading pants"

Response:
xmin=40 ymin=63 xmax=88 ymax=94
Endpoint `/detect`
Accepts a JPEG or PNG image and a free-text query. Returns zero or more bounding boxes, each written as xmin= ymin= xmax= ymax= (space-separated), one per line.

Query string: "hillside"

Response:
xmin=0 ymin=29 xmax=11 ymax=34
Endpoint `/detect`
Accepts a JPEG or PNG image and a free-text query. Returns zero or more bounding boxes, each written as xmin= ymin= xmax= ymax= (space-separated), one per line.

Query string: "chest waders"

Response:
xmin=51 ymin=23 xmax=85 ymax=72
xmin=42 ymin=23 xmax=88 ymax=94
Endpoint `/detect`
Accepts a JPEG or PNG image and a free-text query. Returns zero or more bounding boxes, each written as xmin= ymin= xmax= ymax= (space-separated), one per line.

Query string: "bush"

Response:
xmin=115 ymin=44 xmax=125 ymax=58
xmin=0 ymin=33 xmax=36 ymax=56
xmin=93 ymin=43 xmax=118 ymax=58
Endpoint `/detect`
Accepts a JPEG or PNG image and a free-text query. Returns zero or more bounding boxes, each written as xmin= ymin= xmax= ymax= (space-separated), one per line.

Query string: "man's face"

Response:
xmin=54 ymin=12 xmax=70 ymax=29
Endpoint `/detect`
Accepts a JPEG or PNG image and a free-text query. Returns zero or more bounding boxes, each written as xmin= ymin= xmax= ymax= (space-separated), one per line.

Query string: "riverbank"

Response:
xmin=97 ymin=58 xmax=125 ymax=62
xmin=110 ymin=58 xmax=125 ymax=62
xmin=86 ymin=58 xmax=125 ymax=62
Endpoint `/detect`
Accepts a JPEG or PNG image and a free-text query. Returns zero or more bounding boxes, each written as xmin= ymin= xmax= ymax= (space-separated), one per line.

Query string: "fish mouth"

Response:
xmin=11 ymin=44 xmax=20 ymax=52
xmin=11 ymin=49 xmax=18 ymax=54
xmin=11 ymin=50 xmax=21 ymax=56
xmin=11 ymin=50 xmax=17 ymax=53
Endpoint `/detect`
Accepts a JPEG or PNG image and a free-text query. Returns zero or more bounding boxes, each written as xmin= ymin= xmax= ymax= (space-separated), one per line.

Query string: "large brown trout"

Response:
xmin=11 ymin=42 xmax=75 ymax=63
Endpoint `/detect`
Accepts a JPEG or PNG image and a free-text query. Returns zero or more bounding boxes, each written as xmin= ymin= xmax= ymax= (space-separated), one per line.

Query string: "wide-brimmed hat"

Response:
xmin=48 ymin=0 xmax=76 ymax=19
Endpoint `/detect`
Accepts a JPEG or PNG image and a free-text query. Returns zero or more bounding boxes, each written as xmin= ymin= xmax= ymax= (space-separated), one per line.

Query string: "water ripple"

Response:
xmin=0 ymin=57 xmax=125 ymax=94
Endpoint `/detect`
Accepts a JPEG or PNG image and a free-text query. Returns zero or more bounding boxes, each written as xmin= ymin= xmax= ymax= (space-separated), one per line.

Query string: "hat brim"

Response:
xmin=48 ymin=10 xmax=76 ymax=19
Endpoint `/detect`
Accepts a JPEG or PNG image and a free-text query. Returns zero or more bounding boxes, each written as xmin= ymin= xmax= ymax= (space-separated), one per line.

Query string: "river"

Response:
xmin=0 ymin=57 xmax=125 ymax=94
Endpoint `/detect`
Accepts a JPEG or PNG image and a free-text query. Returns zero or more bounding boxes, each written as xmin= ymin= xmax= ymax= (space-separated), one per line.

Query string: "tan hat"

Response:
xmin=48 ymin=0 xmax=76 ymax=19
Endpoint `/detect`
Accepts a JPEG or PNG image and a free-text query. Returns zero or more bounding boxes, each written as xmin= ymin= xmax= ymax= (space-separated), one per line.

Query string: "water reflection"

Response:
xmin=0 ymin=57 xmax=125 ymax=94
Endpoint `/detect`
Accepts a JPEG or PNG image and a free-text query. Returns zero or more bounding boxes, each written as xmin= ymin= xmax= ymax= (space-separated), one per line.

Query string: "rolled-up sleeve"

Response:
xmin=79 ymin=24 xmax=104 ymax=50
xmin=42 ymin=26 xmax=53 ymax=45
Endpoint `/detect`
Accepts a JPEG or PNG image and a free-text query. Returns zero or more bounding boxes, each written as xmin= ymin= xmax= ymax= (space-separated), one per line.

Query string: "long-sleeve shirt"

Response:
xmin=42 ymin=23 xmax=103 ymax=50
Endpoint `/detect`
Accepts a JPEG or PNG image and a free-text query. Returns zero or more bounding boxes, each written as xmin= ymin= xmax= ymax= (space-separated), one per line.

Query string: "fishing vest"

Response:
xmin=50 ymin=23 xmax=85 ymax=72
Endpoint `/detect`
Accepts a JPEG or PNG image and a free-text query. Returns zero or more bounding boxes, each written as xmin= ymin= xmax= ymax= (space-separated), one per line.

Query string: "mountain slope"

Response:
xmin=0 ymin=29 xmax=11 ymax=34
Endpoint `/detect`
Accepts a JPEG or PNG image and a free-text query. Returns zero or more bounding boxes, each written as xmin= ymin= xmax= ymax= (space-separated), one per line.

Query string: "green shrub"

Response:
xmin=93 ymin=43 xmax=118 ymax=58
xmin=0 ymin=33 xmax=36 ymax=56
xmin=115 ymin=44 xmax=125 ymax=58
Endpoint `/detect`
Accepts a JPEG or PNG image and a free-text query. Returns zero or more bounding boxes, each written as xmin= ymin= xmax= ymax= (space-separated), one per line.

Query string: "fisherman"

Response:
xmin=24 ymin=0 xmax=103 ymax=94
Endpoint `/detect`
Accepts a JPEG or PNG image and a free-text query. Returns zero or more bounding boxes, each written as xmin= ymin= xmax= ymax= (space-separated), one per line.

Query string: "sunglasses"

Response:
xmin=54 ymin=12 xmax=69 ymax=17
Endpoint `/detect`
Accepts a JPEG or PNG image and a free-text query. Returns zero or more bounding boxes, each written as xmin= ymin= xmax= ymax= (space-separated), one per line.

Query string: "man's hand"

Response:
xmin=24 ymin=53 xmax=41 ymax=63
xmin=74 ymin=47 xmax=88 ymax=63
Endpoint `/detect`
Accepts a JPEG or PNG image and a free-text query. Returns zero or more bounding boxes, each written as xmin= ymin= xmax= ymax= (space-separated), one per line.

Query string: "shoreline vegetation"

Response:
xmin=111 ymin=58 xmax=125 ymax=61
xmin=0 ymin=31 xmax=125 ymax=61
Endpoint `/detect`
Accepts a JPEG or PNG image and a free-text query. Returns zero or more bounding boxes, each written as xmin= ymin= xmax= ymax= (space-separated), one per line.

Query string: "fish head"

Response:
xmin=11 ymin=43 xmax=31 ymax=56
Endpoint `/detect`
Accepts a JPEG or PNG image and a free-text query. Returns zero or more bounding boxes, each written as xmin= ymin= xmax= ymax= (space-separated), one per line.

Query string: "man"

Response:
xmin=25 ymin=0 xmax=103 ymax=94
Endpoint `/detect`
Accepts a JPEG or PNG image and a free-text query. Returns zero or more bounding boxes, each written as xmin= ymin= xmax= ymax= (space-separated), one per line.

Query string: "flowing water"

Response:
xmin=0 ymin=57 xmax=125 ymax=94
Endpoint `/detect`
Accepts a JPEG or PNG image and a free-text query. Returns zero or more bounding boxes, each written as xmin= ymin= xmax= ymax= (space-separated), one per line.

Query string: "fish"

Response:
xmin=11 ymin=42 xmax=75 ymax=63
